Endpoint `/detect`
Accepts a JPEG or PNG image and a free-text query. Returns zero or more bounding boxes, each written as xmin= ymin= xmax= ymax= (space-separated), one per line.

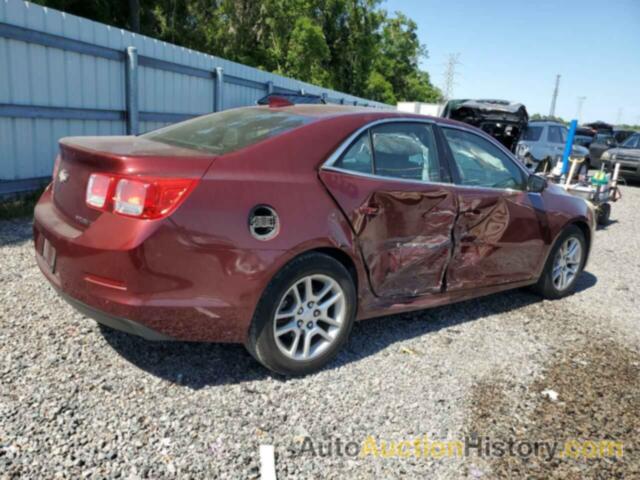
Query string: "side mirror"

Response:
xmin=527 ymin=174 xmax=547 ymax=193
xmin=605 ymin=139 xmax=617 ymax=147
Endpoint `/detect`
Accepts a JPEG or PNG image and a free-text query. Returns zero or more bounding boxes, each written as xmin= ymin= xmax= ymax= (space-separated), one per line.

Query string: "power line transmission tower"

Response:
xmin=576 ymin=96 xmax=586 ymax=122
xmin=549 ymin=74 xmax=561 ymax=117
xmin=442 ymin=53 xmax=461 ymax=102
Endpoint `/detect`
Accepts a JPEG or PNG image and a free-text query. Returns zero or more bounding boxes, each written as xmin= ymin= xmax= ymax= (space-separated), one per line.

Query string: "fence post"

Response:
xmin=125 ymin=46 xmax=139 ymax=135
xmin=214 ymin=67 xmax=224 ymax=112
xmin=266 ymin=80 xmax=274 ymax=94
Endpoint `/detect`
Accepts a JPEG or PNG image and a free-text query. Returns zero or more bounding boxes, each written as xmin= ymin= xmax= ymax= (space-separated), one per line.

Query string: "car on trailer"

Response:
xmin=441 ymin=99 xmax=529 ymax=152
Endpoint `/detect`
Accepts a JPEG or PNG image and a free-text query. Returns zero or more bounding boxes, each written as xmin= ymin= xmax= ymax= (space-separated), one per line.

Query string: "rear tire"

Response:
xmin=533 ymin=225 xmax=586 ymax=299
xmin=246 ymin=252 xmax=356 ymax=376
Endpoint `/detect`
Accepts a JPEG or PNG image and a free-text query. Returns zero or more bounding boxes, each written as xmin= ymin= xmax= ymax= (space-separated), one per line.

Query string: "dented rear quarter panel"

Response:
xmin=168 ymin=114 xmax=404 ymax=334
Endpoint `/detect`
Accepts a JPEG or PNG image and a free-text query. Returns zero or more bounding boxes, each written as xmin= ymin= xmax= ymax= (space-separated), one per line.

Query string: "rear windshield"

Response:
xmin=143 ymin=108 xmax=313 ymax=155
xmin=522 ymin=126 xmax=543 ymax=141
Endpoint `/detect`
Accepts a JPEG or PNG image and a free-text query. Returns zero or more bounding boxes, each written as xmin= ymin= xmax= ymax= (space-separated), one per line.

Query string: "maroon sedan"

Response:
xmin=34 ymin=104 xmax=594 ymax=375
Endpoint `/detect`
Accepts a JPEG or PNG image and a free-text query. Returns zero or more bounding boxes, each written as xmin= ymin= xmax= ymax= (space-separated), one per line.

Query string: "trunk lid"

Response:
xmin=53 ymin=136 xmax=216 ymax=226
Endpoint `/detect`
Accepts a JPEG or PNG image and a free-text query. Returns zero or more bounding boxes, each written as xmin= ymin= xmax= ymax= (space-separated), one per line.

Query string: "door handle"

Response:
xmin=358 ymin=204 xmax=381 ymax=216
xmin=461 ymin=208 xmax=481 ymax=215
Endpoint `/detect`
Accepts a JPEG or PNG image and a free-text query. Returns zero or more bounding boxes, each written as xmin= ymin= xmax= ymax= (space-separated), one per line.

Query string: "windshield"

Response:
xmin=622 ymin=134 xmax=639 ymax=148
xmin=574 ymin=135 xmax=592 ymax=146
xmin=143 ymin=108 xmax=313 ymax=155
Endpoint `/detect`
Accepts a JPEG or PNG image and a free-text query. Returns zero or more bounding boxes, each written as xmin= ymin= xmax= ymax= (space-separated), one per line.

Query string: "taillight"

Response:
xmin=85 ymin=174 xmax=196 ymax=219
xmin=86 ymin=174 xmax=113 ymax=209
xmin=114 ymin=179 xmax=148 ymax=216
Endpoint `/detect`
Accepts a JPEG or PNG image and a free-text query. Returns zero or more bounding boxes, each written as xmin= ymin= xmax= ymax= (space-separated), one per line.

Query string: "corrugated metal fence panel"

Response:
xmin=0 ymin=0 xmax=391 ymax=190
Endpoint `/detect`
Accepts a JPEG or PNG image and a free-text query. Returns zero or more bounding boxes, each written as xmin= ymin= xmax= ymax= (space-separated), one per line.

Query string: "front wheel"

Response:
xmin=246 ymin=252 xmax=356 ymax=375
xmin=533 ymin=225 xmax=586 ymax=299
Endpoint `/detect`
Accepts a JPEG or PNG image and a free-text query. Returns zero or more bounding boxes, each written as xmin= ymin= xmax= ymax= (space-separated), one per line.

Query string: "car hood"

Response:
xmin=443 ymin=99 xmax=528 ymax=125
xmin=572 ymin=145 xmax=589 ymax=155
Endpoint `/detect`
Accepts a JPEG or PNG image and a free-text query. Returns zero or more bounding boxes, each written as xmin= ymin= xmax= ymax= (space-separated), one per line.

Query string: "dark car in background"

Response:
xmin=587 ymin=131 xmax=618 ymax=168
xmin=613 ymin=129 xmax=637 ymax=145
xmin=574 ymin=127 xmax=596 ymax=148
xmin=601 ymin=133 xmax=640 ymax=180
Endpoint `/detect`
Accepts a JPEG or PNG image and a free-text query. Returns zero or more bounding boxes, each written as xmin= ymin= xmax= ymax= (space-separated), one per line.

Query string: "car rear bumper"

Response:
xmin=613 ymin=162 xmax=640 ymax=179
xmin=33 ymin=187 xmax=278 ymax=343
xmin=56 ymin=288 xmax=174 ymax=341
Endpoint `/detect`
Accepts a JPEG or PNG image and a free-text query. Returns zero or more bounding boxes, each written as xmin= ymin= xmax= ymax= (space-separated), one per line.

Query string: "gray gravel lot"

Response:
xmin=1 ymin=185 xmax=639 ymax=479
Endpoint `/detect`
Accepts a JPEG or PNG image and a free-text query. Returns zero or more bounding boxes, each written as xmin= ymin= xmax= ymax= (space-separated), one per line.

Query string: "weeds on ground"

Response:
xmin=0 ymin=187 xmax=46 ymax=220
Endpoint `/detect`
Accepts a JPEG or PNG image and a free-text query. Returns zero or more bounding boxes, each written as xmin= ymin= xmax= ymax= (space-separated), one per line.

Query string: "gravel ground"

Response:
xmin=1 ymin=185 xmax=639 ymax=479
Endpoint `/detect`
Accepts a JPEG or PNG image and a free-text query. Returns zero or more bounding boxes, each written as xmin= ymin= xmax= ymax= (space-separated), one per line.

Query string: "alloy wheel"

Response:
xmin=273 ymin=274 xmax=346 ymax=361
xmin=552 ymin=237 xmax=582 ymax=291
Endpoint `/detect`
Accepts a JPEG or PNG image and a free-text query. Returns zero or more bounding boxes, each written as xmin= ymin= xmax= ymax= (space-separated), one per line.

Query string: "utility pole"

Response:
xmin=576 ymin=96 xmax=586 ymax=123
xmin=442 ymin=53 xmax=461 ymax=102
xmin=129 ymin=0 xmax=140 ymax=33
xmin=549 ymin=74 xmax=561 ymax=117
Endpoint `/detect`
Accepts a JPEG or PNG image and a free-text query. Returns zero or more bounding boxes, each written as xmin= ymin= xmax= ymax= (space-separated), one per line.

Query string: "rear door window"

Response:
xmin=143 ymin=108 xmax=313 ymax=155
xmin=370 ymin=123 xmax=446 ymax=182
xmin=334 ymin=133 xmax=373 ymax=173
xmin=522 ymin=126 xmax=543 ymax=141
xmin=547 ymin=126 xmax=567 ymax=144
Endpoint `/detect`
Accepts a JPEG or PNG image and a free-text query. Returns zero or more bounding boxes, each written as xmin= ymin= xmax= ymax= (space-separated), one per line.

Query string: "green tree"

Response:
xmin=285 ymin=17 xmax=330 ymax=84
xmin=369 ymin=12 xmax=441 ymax=103
xmin=32 ymin=0 xmax=442 ymax=105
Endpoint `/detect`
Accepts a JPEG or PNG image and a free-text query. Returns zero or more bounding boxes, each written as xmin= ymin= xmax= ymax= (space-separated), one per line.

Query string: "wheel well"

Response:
xmin=572 ymin=220 xmax=592 ymax=262
xmin=312 ymin=247 xmax=358 ymax=291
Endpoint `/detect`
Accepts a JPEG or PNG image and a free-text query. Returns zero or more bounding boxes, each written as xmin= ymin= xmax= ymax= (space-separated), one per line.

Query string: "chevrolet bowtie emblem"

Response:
xmin=58 ymin=169 xmax=69 ymax=183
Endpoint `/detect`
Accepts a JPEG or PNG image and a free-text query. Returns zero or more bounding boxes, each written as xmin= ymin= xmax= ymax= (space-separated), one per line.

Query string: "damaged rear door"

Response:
xmin=320 ymin=121 xmax=458 ymax=298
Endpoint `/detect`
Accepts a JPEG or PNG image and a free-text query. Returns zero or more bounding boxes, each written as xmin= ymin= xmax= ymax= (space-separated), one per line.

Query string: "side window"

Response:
xmin=442 ymin=128 xmax=526 ymax=190
xmin=370 ymin=123 xmax=445 ymax=182
xmin=333 ymin=133 xmax=373 ymax=174
xmin=594 ymin=133 xmax=613 ymax=145
xmin=547 ymin=126 xmax=566 ymax=144
xmin=522 ymin=126 xmax=543 ymax=141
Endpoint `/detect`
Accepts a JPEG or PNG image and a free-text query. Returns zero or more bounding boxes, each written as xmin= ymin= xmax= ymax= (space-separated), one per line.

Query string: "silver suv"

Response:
xmin=516 ymin=121 xmax=588 ymax=171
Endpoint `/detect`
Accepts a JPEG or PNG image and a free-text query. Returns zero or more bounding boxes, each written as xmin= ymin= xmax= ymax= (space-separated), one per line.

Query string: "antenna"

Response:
xmin=442 ymin=53 xmax=461 ymax=102
xmin=575 ymin=96 xmax=586 ymax=122
xmin=549 ymin=74 xmax=561 ymax=117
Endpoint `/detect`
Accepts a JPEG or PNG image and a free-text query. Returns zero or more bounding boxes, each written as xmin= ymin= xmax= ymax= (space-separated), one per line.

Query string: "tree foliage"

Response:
xmin=530 ymin=113 xmax=568 ymax=125
xmin=33 ymin=0 xmax=442 ymax=104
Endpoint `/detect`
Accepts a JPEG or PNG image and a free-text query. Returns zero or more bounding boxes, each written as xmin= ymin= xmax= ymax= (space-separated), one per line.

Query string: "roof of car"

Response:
xmin=246 ymin=104 xmax=492 ymax=134
xmin=528 ymin=120 xmax=565 ymax=126
xmin=262 ymin=104 xmax=381 ymax=117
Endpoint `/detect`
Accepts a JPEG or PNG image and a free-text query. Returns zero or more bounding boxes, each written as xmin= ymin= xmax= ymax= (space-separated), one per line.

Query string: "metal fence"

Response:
xmin=0 ymin=0 xmax=390 ymax=195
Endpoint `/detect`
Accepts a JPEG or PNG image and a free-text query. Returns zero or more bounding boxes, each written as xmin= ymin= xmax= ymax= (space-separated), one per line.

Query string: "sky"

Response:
xmin=383 ymin=0 xmax=640 ymax=125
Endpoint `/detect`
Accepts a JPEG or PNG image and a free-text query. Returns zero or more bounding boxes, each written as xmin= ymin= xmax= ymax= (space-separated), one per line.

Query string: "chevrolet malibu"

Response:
xmin=34 ymin=104 xmax=594 ymax=375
